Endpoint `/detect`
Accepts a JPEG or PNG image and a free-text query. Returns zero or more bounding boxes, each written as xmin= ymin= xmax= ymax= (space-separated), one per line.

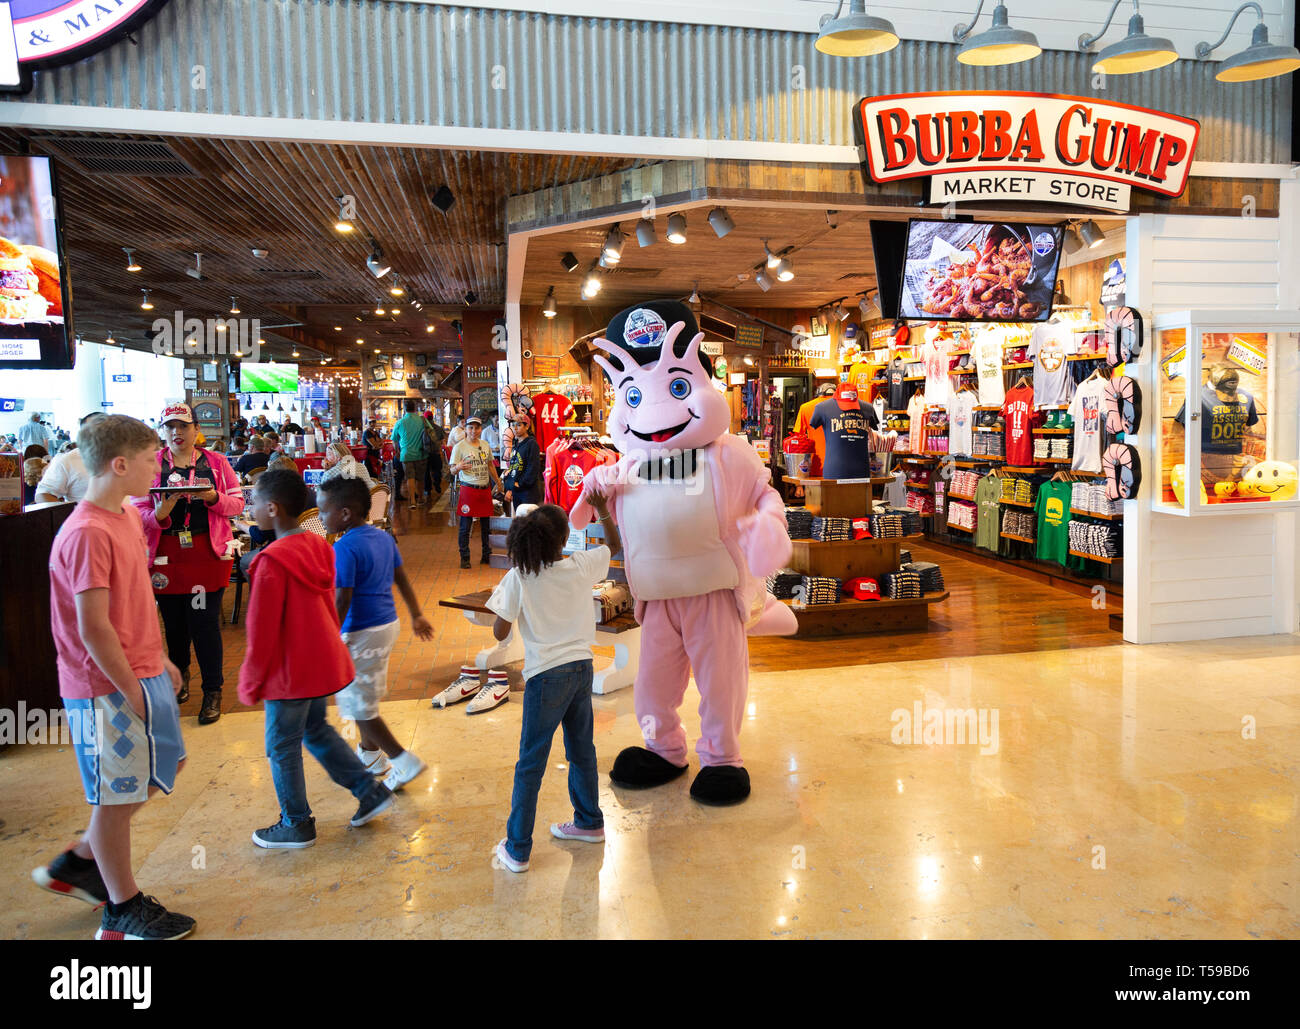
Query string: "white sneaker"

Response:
xmin=466 ymin=674 xmax=510 ymax=715
xmin=493 ymin=839 xmax=528 ymax=873
xmin=432 ymin=667 xmax=482 ymax=708
xmin=383 ymin=751 xmax=427 ymax=792
xmin=356 ymin=744 xmax=391 ymax=777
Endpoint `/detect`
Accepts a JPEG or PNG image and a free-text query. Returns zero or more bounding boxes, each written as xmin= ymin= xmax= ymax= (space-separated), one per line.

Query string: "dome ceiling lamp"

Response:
xmin=1078 ymin=0 xmax=1177 ymax=75
xmin=953 ymin=1 xmax=1041 ymax=66
xmin=1195 ymin=2 xmax=1300 ymax=82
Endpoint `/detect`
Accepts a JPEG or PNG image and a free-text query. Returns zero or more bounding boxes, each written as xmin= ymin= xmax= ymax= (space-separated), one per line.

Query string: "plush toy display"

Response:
xmin=570 ymin=300 xmax=797 ymax=806
xmin=1237 ymin=459 xmax=1299 ymax=501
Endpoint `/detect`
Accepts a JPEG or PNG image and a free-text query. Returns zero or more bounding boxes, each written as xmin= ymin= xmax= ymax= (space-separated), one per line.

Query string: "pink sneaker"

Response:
xmin=493 ymin=839 xmax=528 ymax=873
xmin=550 ymin=822 xmax=605 ymax=843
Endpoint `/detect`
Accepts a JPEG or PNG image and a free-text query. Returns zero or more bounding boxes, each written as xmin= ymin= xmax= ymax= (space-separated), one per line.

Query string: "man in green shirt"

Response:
xmin=392 ymin=400 xmax=429 ymax=509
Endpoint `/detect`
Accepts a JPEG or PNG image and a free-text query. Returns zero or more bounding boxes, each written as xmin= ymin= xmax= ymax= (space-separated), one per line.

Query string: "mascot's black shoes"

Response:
xmin=690 ymin=766 xmax=751 ymax=806
xmin=610 ymin=747 xmax=688 ymax=789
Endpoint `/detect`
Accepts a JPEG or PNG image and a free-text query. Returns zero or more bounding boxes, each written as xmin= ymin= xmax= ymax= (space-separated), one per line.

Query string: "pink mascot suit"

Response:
xmin=569 ymin=300 xmax=796 ymax=805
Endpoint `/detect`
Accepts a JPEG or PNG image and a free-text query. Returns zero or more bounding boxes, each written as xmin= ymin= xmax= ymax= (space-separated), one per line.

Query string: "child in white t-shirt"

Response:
xmin=486 ymin=501 xmax=620 ymax=872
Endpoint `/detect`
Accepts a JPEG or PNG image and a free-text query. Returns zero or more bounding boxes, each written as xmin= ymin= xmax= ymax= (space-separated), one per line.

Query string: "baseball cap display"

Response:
xmin=851 ymin=518 xmax=873 ymax=539
xmin=843 ymin=576 xmax=882 ymax=601
xmin=160 ymin=402 xmax=194 ymax=425
xmin=835 ymin=382 xmax=859 ymax=410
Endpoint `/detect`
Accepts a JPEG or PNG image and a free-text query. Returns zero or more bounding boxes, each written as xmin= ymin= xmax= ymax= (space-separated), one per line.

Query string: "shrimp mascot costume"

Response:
xmin=570 ymin=301 xmax=796 ymax=805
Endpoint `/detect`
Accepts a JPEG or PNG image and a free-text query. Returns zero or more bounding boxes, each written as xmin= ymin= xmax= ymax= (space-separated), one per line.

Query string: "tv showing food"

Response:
xmin=239 ymin=362 xmax=299 ymax=393
xmin=899 ymin=219 xmax=1064 ymax=322
xmin=0 ymin=154 xmax=73 ymax=368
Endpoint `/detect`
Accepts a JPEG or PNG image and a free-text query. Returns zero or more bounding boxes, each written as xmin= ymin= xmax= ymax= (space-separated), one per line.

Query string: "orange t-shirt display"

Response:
xmin=795 ymin=397 xmax=827 ymax=477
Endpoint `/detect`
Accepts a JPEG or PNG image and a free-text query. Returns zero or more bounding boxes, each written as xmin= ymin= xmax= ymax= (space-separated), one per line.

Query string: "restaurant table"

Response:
xmin=293 ymin=454 xmax=325 ymax=471
xmin=349 ymin=445 xmax=368 ymax=464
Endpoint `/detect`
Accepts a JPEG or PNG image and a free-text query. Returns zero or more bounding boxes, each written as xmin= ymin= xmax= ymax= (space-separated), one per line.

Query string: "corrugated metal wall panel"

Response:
xmin=2 ymin=0 xmax=1288 ymax=162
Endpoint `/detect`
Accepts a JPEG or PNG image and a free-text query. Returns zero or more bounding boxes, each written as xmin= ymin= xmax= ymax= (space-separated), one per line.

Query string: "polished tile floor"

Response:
xmin=4 ymin=632 xmax=1298 ymax=939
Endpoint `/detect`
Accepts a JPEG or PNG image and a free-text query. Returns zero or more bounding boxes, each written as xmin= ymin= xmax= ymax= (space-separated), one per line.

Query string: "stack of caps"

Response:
xmin=765 ymin=568 xmax=803 ymax=600
xmin=801 ymin=575 xmax=842 ymax=605
xmin=785 ymin=507 xmax=814 ymax=539
xmin=811 ymin=517 xmax=853 ymax=542
xmin=905 ymin=560 xmax=945 ymax=592
xmin=880 ymin=569 xmax=923 ymax=599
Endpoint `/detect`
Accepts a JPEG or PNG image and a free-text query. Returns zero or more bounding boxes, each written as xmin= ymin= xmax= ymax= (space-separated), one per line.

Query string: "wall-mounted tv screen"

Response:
xmin=239 ymin=362 xmax=298 ymax=393
xmin=869 ymin=220 xmax=907 ymax=322
xmin=899 ymin=219 xmax=1064 ymax=323
xmin=0 ymin=154 xmax=74 ymax=368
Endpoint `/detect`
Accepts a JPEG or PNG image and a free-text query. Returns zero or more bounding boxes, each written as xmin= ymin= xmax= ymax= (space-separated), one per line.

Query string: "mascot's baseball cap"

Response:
xmin=844 ymin=576 xmax=882 ymax=601
xmin=835 ymin=382 xmax=860 ymax=410
xmin=604 ymin=300 xmax=711 ymax=375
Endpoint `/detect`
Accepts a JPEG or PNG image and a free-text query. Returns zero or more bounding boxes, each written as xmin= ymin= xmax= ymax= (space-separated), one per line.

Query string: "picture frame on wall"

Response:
xmin=370 ymin=365 xmax=387 ymax=383
xmin=391 ymin=369 xmax=405 ymax=382
xmin=376 ymin=353 xmax=390 ymax=365
xmin=201 ymin=362 xmax=218 ymax=383
xmin=414 ymin=353 xmax=427 ymax=367
xmin=392 ymin=356 xmax=404 ymax=370
xmin=810 ymin=315 xmax=829 ymax=336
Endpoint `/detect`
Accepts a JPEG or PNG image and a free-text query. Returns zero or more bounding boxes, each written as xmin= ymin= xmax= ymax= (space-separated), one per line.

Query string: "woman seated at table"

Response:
xmin=320 ymin=441 xmax=373 ymax=487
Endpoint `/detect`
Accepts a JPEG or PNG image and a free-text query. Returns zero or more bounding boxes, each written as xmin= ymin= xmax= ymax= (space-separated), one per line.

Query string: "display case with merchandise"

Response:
xmin=1153 ymin=311 xmax=1300 ymax=516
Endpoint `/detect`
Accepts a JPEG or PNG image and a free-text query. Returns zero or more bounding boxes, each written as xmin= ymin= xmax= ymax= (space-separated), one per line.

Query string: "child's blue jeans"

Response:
xmin=505 ymin=659 xmax=602 ymax=862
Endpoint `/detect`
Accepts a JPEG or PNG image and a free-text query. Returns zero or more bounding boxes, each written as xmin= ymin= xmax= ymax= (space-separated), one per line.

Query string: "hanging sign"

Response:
xmin=532 ymin=354 xmax=560 ymax=378
xmin=735 ymin=324 xmax=764 ymax=350
xmin=1100 ymin=258 xmax=1126 ymax=308
xmin=855 ymin=92 xmax=1200 ymax=213
xmin=1 ymin=1 xmax=172 ymax=93
xmin=700 ymin=341 xmax=724 ymax=357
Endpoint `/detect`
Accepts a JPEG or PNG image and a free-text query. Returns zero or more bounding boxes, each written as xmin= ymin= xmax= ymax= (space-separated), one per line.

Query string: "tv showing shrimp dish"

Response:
xmin=899 ymin=219 xmax=1064 ymax=323
xmin=0 ymin=154 xmax=74 ymax=368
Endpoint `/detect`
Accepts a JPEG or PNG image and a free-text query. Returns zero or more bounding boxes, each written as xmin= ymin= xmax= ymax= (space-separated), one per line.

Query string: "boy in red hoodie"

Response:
xmin=238 ymin=468 xmax=395 ymax=848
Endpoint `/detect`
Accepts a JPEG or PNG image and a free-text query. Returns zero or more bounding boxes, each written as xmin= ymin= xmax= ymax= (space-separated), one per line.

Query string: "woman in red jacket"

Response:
xmin=134 ymin=403 xmax=245 ymax=725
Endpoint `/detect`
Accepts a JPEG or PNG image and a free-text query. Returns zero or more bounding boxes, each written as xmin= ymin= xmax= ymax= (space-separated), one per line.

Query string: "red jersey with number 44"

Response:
xmin=531 ymin=391 xmax=575 ymax=454
xmin=1002 ymin=384 xmax=1040 ymax=466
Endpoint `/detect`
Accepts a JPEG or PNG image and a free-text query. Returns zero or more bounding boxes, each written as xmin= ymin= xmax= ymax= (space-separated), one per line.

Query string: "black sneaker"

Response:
xmin=32 ymin=850 xmax=108 ymax=907
xmin=252 ymin=817 xmax=317 ymax=849
xmin=350 ymin=784 xmax=394 ymax=827
xmin=176 ymin=670 xmax=190 ymax=705
xmin=459 ymin=557 xmax=471 ymax=569
xmin=95 ymin=893 xmax=195 ymax=940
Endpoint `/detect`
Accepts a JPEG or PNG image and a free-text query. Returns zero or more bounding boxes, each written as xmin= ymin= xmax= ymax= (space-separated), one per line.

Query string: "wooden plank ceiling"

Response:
xmin=0 ymin=128 xmax=639 ymax=360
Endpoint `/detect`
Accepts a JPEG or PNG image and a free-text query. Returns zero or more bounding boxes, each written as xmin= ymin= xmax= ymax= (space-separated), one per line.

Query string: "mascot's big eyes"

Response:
xmin=669 ymin=377 xmax=692 ymax=400
xmin=625 ymin=385 xmax=642 ymax=408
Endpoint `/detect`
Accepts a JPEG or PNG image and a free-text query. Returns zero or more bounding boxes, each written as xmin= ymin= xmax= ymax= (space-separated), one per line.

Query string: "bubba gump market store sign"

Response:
xmin=1 ymin=0 xmax=169 ymax=91
xmin=855 ymin=92 xmax=1200 ymax=213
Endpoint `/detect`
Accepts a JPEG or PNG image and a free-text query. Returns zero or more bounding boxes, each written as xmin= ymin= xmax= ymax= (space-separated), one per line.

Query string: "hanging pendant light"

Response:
xmin=140 ymin=289 xmax=153 ymax=310
xmin=543 ymin=287 xmax=558 ymax=318
xmin=815 ymin=0 xmax=899 ymax=57
xmin=1078 ymin=0 xmax=1177 ymax=75
xmin=954 ymin=2 xmax=1041 ymax=66
xmin=123 ymin=247 xmax=141 ymax=272
xmin=1195 ymin=3 xmax=1300 ymax=82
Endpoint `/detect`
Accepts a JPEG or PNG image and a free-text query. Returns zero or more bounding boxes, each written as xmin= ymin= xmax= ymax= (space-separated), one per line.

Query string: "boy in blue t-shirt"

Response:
xmin=318 ymin=476 xmax=433 ymax=791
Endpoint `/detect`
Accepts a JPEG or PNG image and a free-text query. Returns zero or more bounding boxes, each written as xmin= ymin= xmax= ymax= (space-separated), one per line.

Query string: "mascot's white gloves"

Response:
xmin=581 ymin=463 xmax=624 ymax=502
xmin=736 ymin=508 xmax=792 ymax=579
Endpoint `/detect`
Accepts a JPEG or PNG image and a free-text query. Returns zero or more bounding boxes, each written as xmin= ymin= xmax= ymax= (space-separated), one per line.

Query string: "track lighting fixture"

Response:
xmin=123 ymin=247 xmax=140 ymax=272
xmin=464 ymin=290 xmax=478 ymax=306
xmin=1079 ymin=220 xmax=1106 ymax=248
xmin=581 ymin=265 xmax=603 ymax=299
xmin=707 ymin=208 xmax=735 ymax=238
xmin=1063 ymin=225 xmax=1084 ymax=254
xmin=389 ymin=278 xmax=404 ymax=297
xmin=366 ymin=240 xmax=391 ymax=278
xmin=334 ymin=196 xmax=354 ymax=234
xmin=763 ymin=241 xmax=781 ymax=269
xmin=543 ymin=287 xmax=558 ymax=318
xmin=755 ymin=269 xmax=773 ymax=292
xmin=561 ymin=252 xmax=579 ymax=273
xmin=689 ymin=284 xmax=701 ymax=304
xmin=431 ymin=185 xmax=455 ymax=213
xmin=602 ymin=225 xmax=625 ymax=263
xmin=833 ymin=300 xmax=851 ymax=322
xmin=776 ymin=256 xmax=795 ymax=282
xmin=666 ymin=213 xmax=687 ymax=245
xmin=636 ymin=219 xmax=656 ymax=248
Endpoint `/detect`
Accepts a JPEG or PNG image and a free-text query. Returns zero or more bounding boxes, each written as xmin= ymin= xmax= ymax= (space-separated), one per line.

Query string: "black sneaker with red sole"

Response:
xmin=32 ymin=851 xmax=109 ymax=908
xmin=95 ymin=893 xmax=195 ymax=940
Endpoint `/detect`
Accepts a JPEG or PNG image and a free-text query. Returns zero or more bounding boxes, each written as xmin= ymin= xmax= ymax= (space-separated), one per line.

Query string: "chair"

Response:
xmin=297 ymin=507 xmax=330 ymax=539
xmin=247 ymin=466 xmax=265 ymax=484
xmin=368 ymin=484 xmax=391 ymax=532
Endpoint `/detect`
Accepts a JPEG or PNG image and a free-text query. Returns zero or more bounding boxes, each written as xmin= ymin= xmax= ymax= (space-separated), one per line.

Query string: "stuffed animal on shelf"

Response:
xmin=1237 ymin=459 xmax=1299 ymax=501
xmin=569 ymin=300 xmax=797 ymax=806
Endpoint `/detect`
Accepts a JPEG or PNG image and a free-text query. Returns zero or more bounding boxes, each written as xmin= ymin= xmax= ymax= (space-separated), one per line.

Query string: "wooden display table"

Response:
xmin=437 ymin=589 xmax=640 ymax=694
xmin=783 ymin=478 xmax=947 ymax=639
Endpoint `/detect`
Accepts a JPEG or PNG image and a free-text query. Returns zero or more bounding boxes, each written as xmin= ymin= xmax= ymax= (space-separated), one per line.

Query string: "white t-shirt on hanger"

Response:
xmin=1068 ymin=376 xmax=1108 ymax=473
xmin=971 ymin=327 xmax=1006 ymax=407
xmin=947 ymin=390 xmax=976 ymax=457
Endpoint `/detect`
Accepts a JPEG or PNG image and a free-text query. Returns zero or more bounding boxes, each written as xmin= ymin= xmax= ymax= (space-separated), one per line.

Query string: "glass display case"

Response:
xmin=1154 ymin=311 xmax=1300 ymax=515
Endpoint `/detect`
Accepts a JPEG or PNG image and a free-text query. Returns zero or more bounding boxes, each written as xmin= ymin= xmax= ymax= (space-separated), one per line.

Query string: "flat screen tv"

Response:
xmin=239 ymin=362 xmax=299 ymax=393
xmin=0 ymin=154 xmax=74 ymax=368
xmin=899 ymin=219 xmax=1065 ymax=323
xmin=868 ymin=220 xmax=907 ymax=322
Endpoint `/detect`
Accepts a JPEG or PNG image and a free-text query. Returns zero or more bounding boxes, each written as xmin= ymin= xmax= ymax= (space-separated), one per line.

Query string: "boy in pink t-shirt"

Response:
xmin=31 ymin=415 xmax=196 ymax=940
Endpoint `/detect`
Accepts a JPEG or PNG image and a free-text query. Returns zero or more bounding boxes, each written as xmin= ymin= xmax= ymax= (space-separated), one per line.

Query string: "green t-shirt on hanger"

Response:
xmin=1035 ymin=480 xmax=1072 ymax=566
